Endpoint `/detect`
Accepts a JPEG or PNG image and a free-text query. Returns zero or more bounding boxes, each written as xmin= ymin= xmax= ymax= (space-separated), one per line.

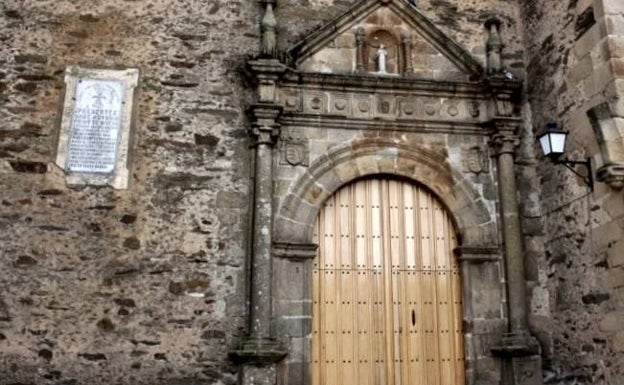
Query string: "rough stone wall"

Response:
xmin=0 ymin=0 xmax=259 ymax=383
xmin=521 ymin=0 xmax=624 ymax=383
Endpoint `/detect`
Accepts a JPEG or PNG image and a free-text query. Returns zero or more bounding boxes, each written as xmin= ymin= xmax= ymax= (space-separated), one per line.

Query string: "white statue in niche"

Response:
xmin=376 ymin=44 xmax=388 ymax=73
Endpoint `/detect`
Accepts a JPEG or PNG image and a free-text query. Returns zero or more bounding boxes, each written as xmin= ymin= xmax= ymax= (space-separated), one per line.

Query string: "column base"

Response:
xmin=229 ymin=338 xmax=288 ymax=365
xmin=501 ymin=354 xmax=543 ymax=385
xmin=492 ymin=331 xmax=543 ymax=385
xmin=492 ymin=330 xmax=540 ymax=357
xmin=239 ymin=362 xmax=278 ymax=385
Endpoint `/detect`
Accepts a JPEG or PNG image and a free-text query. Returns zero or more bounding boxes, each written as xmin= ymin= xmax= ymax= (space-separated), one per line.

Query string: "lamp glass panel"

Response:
xmin=550 ymin=132 xmax=567 ymax=154
xmin=539 ymin=134 xmax=552 ymax=155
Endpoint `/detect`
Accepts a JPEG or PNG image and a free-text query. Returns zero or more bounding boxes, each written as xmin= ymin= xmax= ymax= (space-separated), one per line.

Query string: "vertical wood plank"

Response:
xmin=312 ymin=179 xmax=465 ymax=385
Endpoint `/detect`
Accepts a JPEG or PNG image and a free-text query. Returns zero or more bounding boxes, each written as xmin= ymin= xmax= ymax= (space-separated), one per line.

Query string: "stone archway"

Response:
xmin=273 ymin=138 xmax=496 ymax=249
xmin=271 ymin=139 xmax=504 ymax=385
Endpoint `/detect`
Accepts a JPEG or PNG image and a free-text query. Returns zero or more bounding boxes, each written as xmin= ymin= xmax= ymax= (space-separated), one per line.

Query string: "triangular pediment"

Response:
xmin=289 ymin=0 xmax=484 ymax=81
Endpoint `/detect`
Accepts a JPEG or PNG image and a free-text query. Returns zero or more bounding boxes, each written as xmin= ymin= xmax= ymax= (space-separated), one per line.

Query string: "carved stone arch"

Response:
xmin=273 ymin=138 xmax=496 ymax=249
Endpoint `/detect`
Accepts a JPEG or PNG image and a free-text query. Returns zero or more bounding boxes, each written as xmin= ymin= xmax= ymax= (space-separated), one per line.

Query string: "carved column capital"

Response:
xmin=249 ymin=105 xmax=282 ymax=147
xmin=489 ymin=118 xmax=521 ymax=156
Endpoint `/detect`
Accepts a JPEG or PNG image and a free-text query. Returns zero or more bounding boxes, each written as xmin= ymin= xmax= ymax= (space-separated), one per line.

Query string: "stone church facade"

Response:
xmin=0 ymin=0 xmax=623 ymax=385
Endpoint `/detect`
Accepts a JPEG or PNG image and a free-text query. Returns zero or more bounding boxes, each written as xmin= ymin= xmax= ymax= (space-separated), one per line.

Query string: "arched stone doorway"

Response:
xmin=312 ymin=177 xmax=465 ymax=385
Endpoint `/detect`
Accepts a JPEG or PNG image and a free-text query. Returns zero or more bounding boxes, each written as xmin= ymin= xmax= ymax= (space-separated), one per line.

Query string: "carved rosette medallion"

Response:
xmin=310 ymin=96 xmax=323 ymax=110
xmin=447 ymin=104 xmax=459 ymax=117
xmin=462 ymin=146 xmax=490 ymax=174
xmin=304 ymin=92 xmax=327 ymax=113
xmin=280 ymin=134 xmax=310 ymax=167
xmin=402 ymin=102 xmax=415 ymax=116
xmin=468 ymin=100 xmax=481 ymax=118
xmin=423 ymin=99 xmax=438 ymax=116
xmin=331 ymin=93 xmax=351 ymax=115
xmin=378 ymin=99 xmax=391 ymax=114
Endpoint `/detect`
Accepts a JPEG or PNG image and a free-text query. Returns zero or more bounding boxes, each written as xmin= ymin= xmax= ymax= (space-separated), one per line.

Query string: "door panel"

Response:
xmin=312 ymin=178 xmax=464 ymax=385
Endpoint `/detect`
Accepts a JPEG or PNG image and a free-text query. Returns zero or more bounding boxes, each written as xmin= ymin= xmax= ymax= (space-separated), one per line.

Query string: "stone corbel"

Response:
xmin=454 ymin=245 xmax=501 ymax=263
xmin=587 ymin=102 xmax=624 ymax=189
xmin=273 ymin=242 xmax=318 ymax=260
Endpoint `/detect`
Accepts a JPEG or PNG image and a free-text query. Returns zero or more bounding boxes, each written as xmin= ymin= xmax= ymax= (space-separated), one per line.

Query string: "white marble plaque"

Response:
xmin=56 ymin=67 xmax=139 ymax=189
xmin=67 ymin=79 xmax=123 ymax=173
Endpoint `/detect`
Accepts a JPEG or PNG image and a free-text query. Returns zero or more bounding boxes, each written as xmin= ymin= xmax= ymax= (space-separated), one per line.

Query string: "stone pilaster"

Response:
xmin=489 ymin=117 xmax=542 ymax=385
xmin=401 ymin=32 xmax=413 ymax=76
xmin=230 ymin=56 xmax=288 ymax=384
xmin=355 ymin=27 xmax=366 ymax=73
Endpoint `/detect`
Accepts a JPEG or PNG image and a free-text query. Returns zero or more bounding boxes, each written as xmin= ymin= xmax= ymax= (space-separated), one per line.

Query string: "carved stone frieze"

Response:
xmin=280 ymin=88 xmax=487 ymax=122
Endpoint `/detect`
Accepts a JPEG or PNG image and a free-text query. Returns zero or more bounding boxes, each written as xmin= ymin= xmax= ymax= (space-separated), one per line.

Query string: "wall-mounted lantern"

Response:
xmin=537 ymin=123 xmax=594 ymax=191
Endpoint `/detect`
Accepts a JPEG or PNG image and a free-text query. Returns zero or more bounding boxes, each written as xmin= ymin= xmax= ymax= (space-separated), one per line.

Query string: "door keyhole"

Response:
xmin=411 ymin=310 xmax=416 ymax=326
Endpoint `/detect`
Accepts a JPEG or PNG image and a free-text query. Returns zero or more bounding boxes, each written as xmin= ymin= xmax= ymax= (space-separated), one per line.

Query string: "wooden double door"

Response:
xmin=312 ymin=178 xmax=465 ymax=385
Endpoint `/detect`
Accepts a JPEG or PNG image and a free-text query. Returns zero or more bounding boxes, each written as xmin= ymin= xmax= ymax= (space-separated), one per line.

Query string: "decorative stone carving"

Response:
xmin=485 ymin=18 xmax=503 ymax=76
xmin=281 ymin=88 xmax=488 ymax=123
xmin=304 ymin=92 xmax=327 ymax=113
xmin=279 ymin=133 xmax=309 ymax=167
xmin=399 ymin=99 xmax=416 ymax=116
xmin=469 ymin=100 xmax=481 ymax=118
xmin=377 ymin=97 xmax=393 ymax=115
xmin=261 ymin=0 xmax=277 ymax=58
xmin=462 ymin=146 xmax=490 ymax=174
xmin=423 ymin=99 xmax=438 ymax=116
xmin=310 ymin=96 xmax=323 ymax=110
xmin=55 ymin=66 xmax=139 ymax=190
xmin=447 ymin=102 xmax=460 ymax=117
xmin=331 ymin=93 xmax=351 ymax=115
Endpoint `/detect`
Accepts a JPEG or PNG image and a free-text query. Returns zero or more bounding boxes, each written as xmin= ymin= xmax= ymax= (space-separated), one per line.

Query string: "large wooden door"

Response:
xmin=312 ymin=178 xmax=464 ymax=385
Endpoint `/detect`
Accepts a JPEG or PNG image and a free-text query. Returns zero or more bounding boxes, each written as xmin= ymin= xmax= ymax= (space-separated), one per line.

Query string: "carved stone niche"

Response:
xmin=365 ymin=29 xmax=400 ymax=74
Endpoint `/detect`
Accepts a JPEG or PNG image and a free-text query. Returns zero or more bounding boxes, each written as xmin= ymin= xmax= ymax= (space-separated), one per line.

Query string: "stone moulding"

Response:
xmin=277 ymin=73 xmax=497 ymax=135
xmin=55 ymin=66 xmax=139 ymax=190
